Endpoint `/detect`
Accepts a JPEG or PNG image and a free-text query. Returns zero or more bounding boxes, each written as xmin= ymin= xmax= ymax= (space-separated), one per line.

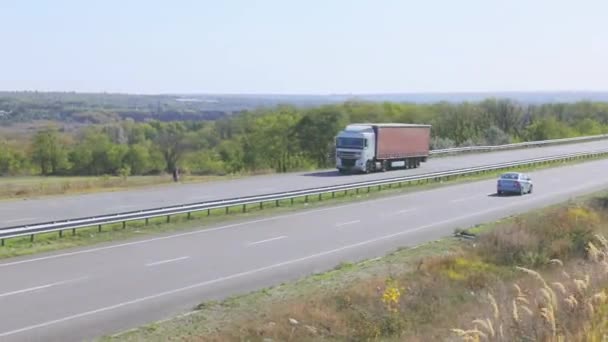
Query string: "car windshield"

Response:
xmin=500 ymin=173 xmax=519 ymax=180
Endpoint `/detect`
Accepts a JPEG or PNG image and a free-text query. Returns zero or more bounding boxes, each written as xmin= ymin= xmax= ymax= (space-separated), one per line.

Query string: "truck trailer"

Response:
xmin=334 ymin=123 xmax=431 ymax=173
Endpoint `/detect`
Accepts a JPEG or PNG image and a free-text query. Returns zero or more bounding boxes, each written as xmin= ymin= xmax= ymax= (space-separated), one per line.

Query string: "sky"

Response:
xmin=1 ymin=0 xmax=607 ymax=94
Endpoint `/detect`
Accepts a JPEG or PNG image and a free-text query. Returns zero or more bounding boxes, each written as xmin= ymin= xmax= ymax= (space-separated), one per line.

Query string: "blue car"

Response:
xmin=496 ymin=172 xmax=533 ymax=196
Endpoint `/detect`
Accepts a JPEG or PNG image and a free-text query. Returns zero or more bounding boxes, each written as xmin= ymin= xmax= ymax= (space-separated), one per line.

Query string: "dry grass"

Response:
xmin=0 ymin=174 xmax=240 ymax=200
xmin=451 ymin=236 xmax=608 ymax=341
xmin=476 ymin=204 xmax=606 ymax=268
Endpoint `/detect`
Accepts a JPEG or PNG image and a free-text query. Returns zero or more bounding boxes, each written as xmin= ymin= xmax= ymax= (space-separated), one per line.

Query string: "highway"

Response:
xmin=2 ymin=139 xmax=608 ymax=228
xmin=1 ymin=158 xmax=608 ymax=341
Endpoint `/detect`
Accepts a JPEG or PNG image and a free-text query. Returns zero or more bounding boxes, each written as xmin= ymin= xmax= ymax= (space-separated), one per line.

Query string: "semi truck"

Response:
xmin=334 ymin=123 xmax=431 ymax=174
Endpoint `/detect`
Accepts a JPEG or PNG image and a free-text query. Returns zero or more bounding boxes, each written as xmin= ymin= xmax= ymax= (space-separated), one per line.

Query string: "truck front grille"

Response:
xmin=341 ymin=159 xmax=356 ymax=167
xmin=337 ymin=151 xmax=359 ymax=159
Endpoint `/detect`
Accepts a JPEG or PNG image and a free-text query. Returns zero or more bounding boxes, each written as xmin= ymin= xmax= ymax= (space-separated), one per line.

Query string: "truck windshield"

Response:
xmin=336 ymin=137 xmax=366 ymax=149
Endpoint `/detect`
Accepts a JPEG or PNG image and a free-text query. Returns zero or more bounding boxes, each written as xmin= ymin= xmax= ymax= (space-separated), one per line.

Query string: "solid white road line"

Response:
xmin=0 ymin=277 xmax=88 ymax=299
xmin=145 ymin=256 xmax=190 ymax=267
xmin=0 ymin=182 xmax=604 ymax=338
xmin=247 ymin=236 xmax=287 ymax=246
xmin=335 ymin=220 xmax=361 ymax=228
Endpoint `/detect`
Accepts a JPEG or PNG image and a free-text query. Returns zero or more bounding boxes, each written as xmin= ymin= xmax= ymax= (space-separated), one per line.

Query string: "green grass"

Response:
xmin=2 ymin=152 xmax=607 ymax=260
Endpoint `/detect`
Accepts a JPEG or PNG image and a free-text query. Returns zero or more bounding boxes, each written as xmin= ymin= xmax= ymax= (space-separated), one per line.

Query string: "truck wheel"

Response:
xmin=364 ymin=161 xmax=371 ymax=174
xmin=381 ymin=160 xmax=388 ymax=172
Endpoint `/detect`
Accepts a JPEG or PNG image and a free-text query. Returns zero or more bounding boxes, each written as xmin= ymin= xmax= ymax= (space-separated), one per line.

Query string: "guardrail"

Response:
xmin=429 ymin=133 xmax=608 ymax=155
xmin=3 ymin=148 xmax=608 ymax=245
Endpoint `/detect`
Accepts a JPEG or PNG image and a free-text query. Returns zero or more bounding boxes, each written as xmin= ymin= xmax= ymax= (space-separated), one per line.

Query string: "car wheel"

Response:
xmin=528 ymin=185 xmax=533 ymax=194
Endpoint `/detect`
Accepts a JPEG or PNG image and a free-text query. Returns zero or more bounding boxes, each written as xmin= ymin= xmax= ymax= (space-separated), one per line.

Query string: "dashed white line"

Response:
xmin=335 ymin=220 xmax=361 ymax=228
xmin=381 ymin=208 xmax=417 ymax=218
xmin=396 ymin=208 xmax=416 ymax=214
xmin=145 ymin=256 xmax=190 ymax=267
xmin=450 ymin=194 xmax=479 ymax=203
xmin=247 ymin=236 xmax=287 ymax=246
xmin=0 ymin=277 xmax=88 ymax=299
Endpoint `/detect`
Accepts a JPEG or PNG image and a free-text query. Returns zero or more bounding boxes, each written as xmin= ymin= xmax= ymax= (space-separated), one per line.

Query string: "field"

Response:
xmin=104 ymin=190 xmax=608 ymax=341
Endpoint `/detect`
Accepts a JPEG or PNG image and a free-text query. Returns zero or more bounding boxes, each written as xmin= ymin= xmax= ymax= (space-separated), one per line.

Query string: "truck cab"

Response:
xmin=335 ymin=124 xmax=376 ymax=173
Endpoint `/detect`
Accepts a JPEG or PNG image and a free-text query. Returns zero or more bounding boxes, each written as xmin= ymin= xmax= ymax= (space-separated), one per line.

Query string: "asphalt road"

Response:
xmin=2 ymin=139 xmax=608 ymax=228
xmin=1 ymin=158 xmax=608 ymax=341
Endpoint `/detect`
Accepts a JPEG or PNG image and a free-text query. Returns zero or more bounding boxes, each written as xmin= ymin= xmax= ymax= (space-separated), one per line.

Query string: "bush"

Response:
xmin=477 ymin=205 xmax=600 ymax=267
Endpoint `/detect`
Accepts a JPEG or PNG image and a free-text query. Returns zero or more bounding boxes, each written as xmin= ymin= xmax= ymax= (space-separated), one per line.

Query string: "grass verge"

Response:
xmin=2 ymin=153 xmax=607 ymax=261
xmin=102 ymin=189 xmax=608 ymax=342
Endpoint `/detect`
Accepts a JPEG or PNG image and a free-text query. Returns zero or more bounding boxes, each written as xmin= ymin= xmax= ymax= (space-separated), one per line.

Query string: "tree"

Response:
xmin=0 ymin=141 xmax=28 ymax=175
xmin=294 ymin=107 xmax=347 ymax=167
xmin=152 ymin=122 xmax=195 ymax=172
xmin=31 ymin=127 xmax=68 ymax=175
xmin=483 ymin=125 xmax=511 ymax=145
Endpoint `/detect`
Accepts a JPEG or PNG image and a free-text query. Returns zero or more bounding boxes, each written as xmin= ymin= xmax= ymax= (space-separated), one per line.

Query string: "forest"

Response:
xmin=1 ymin=98 xmax=608 ymax=177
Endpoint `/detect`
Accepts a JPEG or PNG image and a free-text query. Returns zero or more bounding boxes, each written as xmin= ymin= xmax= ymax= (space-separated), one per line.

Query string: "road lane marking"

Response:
xmin=0 ymin=182 xmax=604 ymax=337
xmin=380 ymin=208 xmax=417 ymax=218
xmin=247 ymin=236 xmax=287 ymax=246
xmin=0 ymin=277 xmax=88 ymax=299
xmin=2 ymin=172 xmax=608 ymax=269
xmin=3 ymin=217 xmax=37 ymax=224
xmin=335 ymin=220 xmax=360 ymax=228
xmin=396 ymin=208 xmax=416 ymax=214
xmin=145 ymin=256 xmax=190 ymax=267
xmin=450 ymin=194 xmax=479 ymax=203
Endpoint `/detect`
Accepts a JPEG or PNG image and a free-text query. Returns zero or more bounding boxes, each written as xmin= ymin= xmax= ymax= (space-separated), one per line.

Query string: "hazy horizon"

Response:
xmin=2 ymin=0 xmax=607 ymax=94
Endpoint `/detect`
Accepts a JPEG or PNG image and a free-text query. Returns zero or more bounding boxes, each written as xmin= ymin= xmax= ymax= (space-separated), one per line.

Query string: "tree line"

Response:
xmin=2 ymin=98 xmax=608 ymax=177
